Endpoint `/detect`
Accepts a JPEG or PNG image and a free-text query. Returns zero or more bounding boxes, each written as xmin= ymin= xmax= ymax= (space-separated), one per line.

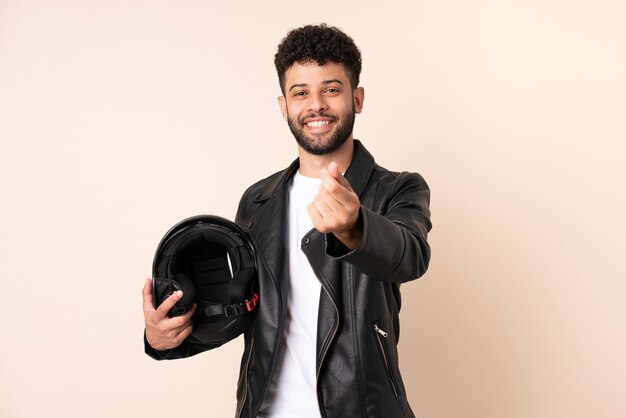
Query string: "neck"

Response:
xmin=297 ymin=138 xmax=355 ymax=178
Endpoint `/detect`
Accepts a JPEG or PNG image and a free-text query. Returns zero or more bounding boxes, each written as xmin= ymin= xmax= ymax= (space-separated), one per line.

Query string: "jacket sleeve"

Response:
xmin=144 ymin=331 xmax=211 ymax=360
xmin=326 ymin=171 xmax=432 ymax=283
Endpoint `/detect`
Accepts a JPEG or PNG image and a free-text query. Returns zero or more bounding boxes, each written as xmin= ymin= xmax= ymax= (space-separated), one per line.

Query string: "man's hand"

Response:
xmin=308 ymin=161 xmax=363 ymax=250
xmin=142 ymin=278 xmax=196 ymax=351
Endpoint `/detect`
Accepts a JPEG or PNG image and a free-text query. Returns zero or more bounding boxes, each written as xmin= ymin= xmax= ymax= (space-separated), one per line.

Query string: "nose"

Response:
xmin=308 ymin=92 xmax=327 ymax=113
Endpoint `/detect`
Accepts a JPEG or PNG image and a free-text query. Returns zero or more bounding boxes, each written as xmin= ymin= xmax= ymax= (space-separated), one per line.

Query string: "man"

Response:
xmin=142 ymin=24 xmax=432 ymax=418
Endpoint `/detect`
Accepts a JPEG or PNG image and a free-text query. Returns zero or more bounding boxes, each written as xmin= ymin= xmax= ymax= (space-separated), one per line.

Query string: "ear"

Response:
xmin=353 ymin=87 xmax=365 ymax=114
xmin=278 ymin=96 xmax=288 ymax=121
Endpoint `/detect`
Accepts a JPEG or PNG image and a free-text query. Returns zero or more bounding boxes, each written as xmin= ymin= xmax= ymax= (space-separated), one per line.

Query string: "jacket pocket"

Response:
xmin=371 ymin=322 xmax=399 ymax=399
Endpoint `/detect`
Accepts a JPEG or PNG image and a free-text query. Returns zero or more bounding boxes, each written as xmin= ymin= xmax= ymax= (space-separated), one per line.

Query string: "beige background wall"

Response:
xmin=1 ymin=1 xmax=624 ymax=417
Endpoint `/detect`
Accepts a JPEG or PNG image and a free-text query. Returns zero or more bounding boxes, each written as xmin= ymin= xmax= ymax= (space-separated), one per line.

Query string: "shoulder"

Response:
xmin=235 ymin=168 xmax=290 ymax=225
xmin=369 ymin=163 xmax=430 ymax=196
xmin=239 ymin=169 xmax=286 ymax=202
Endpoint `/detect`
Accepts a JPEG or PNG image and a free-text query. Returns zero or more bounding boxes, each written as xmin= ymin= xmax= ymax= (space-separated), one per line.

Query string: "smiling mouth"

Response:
xmin=306 ymin=120 xmax=332 ymax=128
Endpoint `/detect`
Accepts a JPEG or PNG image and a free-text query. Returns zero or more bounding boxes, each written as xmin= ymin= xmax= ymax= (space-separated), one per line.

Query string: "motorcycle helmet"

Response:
xmin=152 ymin=215 xmax=258 ymax=348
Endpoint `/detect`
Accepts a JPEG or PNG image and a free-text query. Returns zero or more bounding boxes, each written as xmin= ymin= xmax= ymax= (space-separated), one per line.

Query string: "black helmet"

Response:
xmin=152 ymin=215 xmax=258 ymax=349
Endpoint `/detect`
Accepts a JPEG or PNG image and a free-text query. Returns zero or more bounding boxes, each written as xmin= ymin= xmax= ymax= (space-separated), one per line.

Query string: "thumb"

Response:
xmin=327 ymin=162 xmax=352 ymax=190
xmin=142 ymin=278 xmax=155 ymax=312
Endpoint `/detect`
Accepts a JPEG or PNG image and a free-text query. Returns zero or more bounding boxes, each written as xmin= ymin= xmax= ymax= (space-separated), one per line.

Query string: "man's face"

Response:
xmin=278 ymin=61 xmax=364 ymax=155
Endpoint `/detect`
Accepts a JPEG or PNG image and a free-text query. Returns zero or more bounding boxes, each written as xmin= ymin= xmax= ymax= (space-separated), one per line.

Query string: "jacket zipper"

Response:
xmin=372 ymin=322 xmax=399 ymax=399
xmin=315 ymin=283 xmax=339 ymax=418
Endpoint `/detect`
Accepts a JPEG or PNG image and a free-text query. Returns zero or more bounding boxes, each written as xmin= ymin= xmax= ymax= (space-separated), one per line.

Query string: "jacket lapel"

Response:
xmin=344 ymin=139 xmax=376 ymax=199
xmin=248 ymin=159 xmax=298 ymax=291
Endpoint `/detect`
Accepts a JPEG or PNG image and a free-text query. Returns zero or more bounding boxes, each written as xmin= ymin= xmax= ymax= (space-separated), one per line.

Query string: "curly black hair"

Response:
xmin=274 ymin=24 xmax=362 ymax=95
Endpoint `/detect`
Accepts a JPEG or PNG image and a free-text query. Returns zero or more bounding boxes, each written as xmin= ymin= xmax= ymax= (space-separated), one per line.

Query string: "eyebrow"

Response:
xmin=288 ymin=79 xmax=345 ymax=92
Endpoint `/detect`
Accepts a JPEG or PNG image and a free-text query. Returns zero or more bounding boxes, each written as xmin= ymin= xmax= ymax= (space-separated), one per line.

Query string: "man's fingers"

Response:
xmin=180 ymin=303 xmax=197 ymax=322
xmin=143 ymin=281 xmax=195 ymax=350
xmin=314 ymin=191 xmax=336 ymax=215
xmin=308 ymin=200 xmax=323 ymax=222
xmin=325 ymin=161 xmax=353 ymax=191
xmin=142 ymin=277 xmax=184 ymax=318
xmin=142 ymin=278 xmax=155 ymax=312
xmin=173 ymin=322 xmax=194 ymax=345
xmin=309 ymin=199 xmax=340 ymax=234
xmin=327 ymin=161 xmax=341 ymax=178
xmin=311 ymin=162 xmax=361 ymax=236
xmin=155 ymin=290 xmax=184 ymax=317
xmin=319 ymin=174 xmax=353 ymax=213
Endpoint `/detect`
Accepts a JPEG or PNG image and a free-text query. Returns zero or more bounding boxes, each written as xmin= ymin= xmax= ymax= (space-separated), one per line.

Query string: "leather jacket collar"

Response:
xmin=249 ymin=139 xmax=376 ymax=203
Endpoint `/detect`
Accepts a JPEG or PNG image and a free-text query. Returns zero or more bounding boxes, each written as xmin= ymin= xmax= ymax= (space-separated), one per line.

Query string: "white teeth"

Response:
xmin=307 ymin=120 xmax=330 ymax=128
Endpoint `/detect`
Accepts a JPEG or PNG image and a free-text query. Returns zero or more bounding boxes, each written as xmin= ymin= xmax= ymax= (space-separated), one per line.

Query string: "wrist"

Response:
xmin=334 ymin=212 xmax=363 ymax=251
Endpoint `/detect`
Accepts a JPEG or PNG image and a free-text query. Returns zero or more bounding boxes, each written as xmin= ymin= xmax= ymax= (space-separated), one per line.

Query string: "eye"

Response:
xmin=324 ymin=87 xmax=341 ymax=94
xmin=293 ymin=90 xmax=307 ymax=98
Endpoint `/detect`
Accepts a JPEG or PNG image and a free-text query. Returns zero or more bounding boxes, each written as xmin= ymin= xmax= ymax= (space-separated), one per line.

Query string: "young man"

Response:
xmin=143 ymin=24 xmax=432 ymax=418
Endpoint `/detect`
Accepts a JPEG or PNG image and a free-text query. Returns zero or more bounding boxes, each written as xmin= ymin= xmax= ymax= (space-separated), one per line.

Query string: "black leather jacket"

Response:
xmin=146 ymin=140 xmax=432 ymax=418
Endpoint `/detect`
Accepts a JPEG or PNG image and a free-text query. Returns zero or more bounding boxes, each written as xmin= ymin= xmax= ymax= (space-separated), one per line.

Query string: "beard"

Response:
xmin=287 ymin=108 xmax=356 ymax=156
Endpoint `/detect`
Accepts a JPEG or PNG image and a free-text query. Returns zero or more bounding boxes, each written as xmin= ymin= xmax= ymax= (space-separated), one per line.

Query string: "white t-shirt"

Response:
xmin=257 ymin=171 xmax=323 ymax=418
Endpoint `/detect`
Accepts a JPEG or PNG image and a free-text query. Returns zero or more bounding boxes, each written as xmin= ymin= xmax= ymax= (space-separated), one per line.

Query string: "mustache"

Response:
xmin=300 ymin=112 xmax=336 ymax=123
